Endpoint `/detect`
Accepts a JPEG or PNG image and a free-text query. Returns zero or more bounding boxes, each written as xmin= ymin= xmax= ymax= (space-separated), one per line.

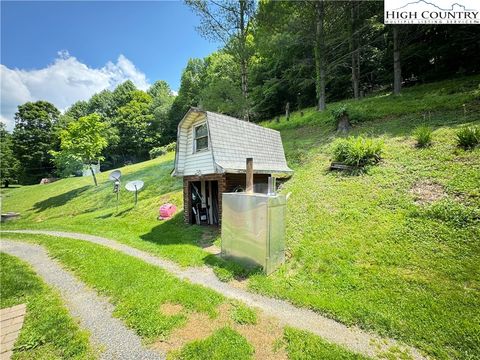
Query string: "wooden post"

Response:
xmin=246 ymin=158 xmax=253 ymax=193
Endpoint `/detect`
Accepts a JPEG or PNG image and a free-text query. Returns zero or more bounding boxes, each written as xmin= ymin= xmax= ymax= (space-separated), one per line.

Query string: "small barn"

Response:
xmin=173 ymin=108 xmax=293 ymax=226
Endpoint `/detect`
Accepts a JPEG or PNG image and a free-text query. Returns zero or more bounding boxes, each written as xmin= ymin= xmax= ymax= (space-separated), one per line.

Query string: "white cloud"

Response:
xmin=1 ymin=51 xmax=149 ymax=131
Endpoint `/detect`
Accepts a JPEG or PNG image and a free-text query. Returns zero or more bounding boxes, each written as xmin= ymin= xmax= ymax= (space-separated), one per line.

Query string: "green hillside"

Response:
xmin=2 ymin=76 xmax=480 ymax=360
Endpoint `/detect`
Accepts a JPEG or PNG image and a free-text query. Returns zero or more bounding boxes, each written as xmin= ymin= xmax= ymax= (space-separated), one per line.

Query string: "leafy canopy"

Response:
xmin=58 ymin=114 xmax=108 ymax=165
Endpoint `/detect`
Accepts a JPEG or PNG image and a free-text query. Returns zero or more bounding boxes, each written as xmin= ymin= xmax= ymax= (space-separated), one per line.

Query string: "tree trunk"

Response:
xmin=239 ymin=0 xmax=250 ymax=121
xmin=89 ymin=164 xmax=98 ymax=187
xmin=241 ymin=58 xmax=249 ymax=121
xmin=393 ymin=25 xmax=402 ymax=95
xmin=351 ymin=1 xmax=360 ymax=100
xmin=337 ymin=115 xmax=351 ymax=133
xmin=315 ymin=1 xmax=326 ymax=111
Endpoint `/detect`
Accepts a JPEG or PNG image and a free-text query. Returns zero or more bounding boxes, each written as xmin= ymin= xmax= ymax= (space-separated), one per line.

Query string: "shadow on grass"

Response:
xmin=140 ymin=213 xmax=204 ymax=246
xmin=94 ymin=207 xmax=135 ymax=219
xmin=140 ymin=213 xmax=259 ymax=281
xmin=32 ymin=186 xmax=90 ymax=212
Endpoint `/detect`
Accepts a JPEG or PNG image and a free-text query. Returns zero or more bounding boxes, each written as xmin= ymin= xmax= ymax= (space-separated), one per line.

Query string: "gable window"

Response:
xmin=194 ymin=123 xmax=208 ymax=152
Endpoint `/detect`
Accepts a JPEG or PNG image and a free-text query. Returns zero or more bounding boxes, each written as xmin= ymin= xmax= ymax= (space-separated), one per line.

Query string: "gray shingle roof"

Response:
xmin=205 ymin=111 xmax=293 ymax=175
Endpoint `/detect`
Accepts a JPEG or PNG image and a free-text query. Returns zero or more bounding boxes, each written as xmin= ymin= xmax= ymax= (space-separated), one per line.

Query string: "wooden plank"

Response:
xmin=330 ymin=162 xmax=355 ymax=171
xmin=246 ymin=158 xmax=254 ymax=193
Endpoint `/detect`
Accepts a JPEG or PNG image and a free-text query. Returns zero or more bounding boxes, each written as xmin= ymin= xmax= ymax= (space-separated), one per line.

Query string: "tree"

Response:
xmin=113 ymin=90 xmax=155 ymax=163
xmin=167 ymin=58 xmax=207 ymax=143
xmin=392 ymin=25 xmax=401 ymax=95
xmin=87 ymin=90 xmax=115 ymax=119
xmin=64 ymin=100 xmax=89 ymax=119
xmin=0 ymin=123 xmax=19 ymax=187
xmin=112 ymin=80 xmax=137 ymax=110
xmin=185 ymin=0 xmax=256 ymax=120
xmin=314 ymin=0 xmax=326 ymax=111
xmin=148 ymin=80 xmax=175 ymax=144
xmin=56 ymin=114 xmax=108 ymax=186
xmin=12 ymin=101 xmax=60 ymax=184
xmin=350 ymin=0 xmax=361 ymax=99
xmin=200 ymin=51 xmax=246 ymax=118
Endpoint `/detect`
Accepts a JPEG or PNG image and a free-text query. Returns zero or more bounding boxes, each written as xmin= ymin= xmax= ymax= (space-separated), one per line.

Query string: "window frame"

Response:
xmin=193 ymin=122 xmax=209 ymax=153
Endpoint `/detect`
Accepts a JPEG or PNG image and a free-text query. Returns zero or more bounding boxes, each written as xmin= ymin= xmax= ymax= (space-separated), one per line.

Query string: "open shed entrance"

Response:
xmin=190 ymin=180 xmax=219 ymax=226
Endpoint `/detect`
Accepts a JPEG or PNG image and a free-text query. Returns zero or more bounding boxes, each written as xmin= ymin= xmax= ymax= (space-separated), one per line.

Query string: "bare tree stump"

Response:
xmin=337 ymin=114 xmax=351 ymax=133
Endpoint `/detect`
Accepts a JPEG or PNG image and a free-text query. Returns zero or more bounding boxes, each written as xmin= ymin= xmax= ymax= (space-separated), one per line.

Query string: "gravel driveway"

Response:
xmin=1 ymin=240 xmax=163 ymax=360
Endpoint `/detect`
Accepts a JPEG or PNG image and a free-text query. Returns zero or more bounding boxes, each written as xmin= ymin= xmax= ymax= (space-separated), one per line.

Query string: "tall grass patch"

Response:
xmin=456 ymin=125 xmax=479 ymax=149
xmin=331 ymin=136 xmax=383 ymax=167
xmin=413 ymin=125 xmax=433 ymax=147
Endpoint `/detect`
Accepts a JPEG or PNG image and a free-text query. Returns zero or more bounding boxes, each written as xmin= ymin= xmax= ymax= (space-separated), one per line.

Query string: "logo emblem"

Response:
xmin=384 ymin=0 xmax=479 ymax=24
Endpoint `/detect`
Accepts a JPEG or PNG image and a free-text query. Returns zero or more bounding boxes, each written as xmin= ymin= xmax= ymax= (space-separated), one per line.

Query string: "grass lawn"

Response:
xmin=167 ymin=327 xmax=254 ymax=360
xmin=283 ymin=327 xmax=368 ymax=360
xmin=2 ymin=232 xmax=369 ymax=359
xmin=0 ymin=252 xmax=94 ymax=359
xmin=2 ymin=75 xmax=480 ymax=359
xmin=2 ymin=232 xmax=223 ymax=341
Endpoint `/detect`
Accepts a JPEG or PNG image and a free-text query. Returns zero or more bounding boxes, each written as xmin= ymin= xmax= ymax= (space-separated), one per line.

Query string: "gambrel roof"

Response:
xmin=173 ymin=108 xmax=293 ymax=177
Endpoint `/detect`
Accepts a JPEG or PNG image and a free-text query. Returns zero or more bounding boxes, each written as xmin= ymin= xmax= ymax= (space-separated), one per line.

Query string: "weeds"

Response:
xmin=456 ymin=125 xmax=479 ymax=149
xmin=230 ymin=303 xmax=258 ymax=325
xmin=331 ymin=136 xmax=383 ymax=167
xmin=413 ymin=125 xmax=433 ymax=147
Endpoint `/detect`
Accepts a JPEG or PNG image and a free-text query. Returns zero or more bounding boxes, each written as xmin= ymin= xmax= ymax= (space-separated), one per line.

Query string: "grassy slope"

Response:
xmin=1 ymin=152 xmax=210 ymax=266
xmin=252 ymin=77 xmax=480 ymax=360
xmin=2 ymin=75 xmax=480 ymax=359
xmin=0 ymin=253 xmax=94 ymax=359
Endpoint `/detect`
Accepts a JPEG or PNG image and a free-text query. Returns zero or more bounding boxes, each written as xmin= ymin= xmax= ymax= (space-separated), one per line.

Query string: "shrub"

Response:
xmin=331 ymin=105 xmax=348 ymax=122
xmin=331 ymin=136 xmax=383 ymax=167
xmin=165 ymin=142 xmax=177 ymax=152
xmin=331 ymin=105 xmax=351 ymax=132
xmin=149 ymin=142 xmax=176 ymax=159
xmin=149 ymin=147 xmax=166 ymax=159
xmin=413 ymin=125 xmax=433 ymax=148
xmin=456 ymin=126 xmax=479 ymax=150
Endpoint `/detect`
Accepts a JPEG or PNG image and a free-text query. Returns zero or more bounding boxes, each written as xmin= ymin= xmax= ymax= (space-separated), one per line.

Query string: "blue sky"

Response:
xmin=1 ymin=1 xmax=220 ymax=129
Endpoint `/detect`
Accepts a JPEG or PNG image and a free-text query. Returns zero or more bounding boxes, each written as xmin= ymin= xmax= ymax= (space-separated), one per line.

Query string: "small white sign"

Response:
xmin=384 ymin=0 xmax=480 ymax=24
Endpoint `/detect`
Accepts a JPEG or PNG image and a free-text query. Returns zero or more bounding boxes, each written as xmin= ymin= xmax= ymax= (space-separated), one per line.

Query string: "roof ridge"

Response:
xmin=205 ymin=111 xmax=280 ymax=135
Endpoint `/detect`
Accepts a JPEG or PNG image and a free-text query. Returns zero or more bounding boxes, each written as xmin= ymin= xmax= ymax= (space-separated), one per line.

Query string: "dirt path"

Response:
xmin=0 ymin=240 xmax=163 ymax=360
xmin=2 ymin=230 xmax=428 ymax=360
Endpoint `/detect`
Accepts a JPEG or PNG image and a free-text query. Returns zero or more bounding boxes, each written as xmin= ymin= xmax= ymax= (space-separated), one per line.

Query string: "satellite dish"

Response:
xmin=125 ymin=180 xmax=144 ymax=206
xmin=109 ymin=170 xmax=121 ymax=181
xmin=125 ymin=180 xmax=144 ymax=192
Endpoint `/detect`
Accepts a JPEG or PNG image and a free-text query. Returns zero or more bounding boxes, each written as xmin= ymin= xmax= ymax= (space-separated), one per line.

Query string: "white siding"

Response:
xmin=175 ymin=114 xmax=215 ymax=176
xmin=173 ymin=108 xmax=292 ymax=177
